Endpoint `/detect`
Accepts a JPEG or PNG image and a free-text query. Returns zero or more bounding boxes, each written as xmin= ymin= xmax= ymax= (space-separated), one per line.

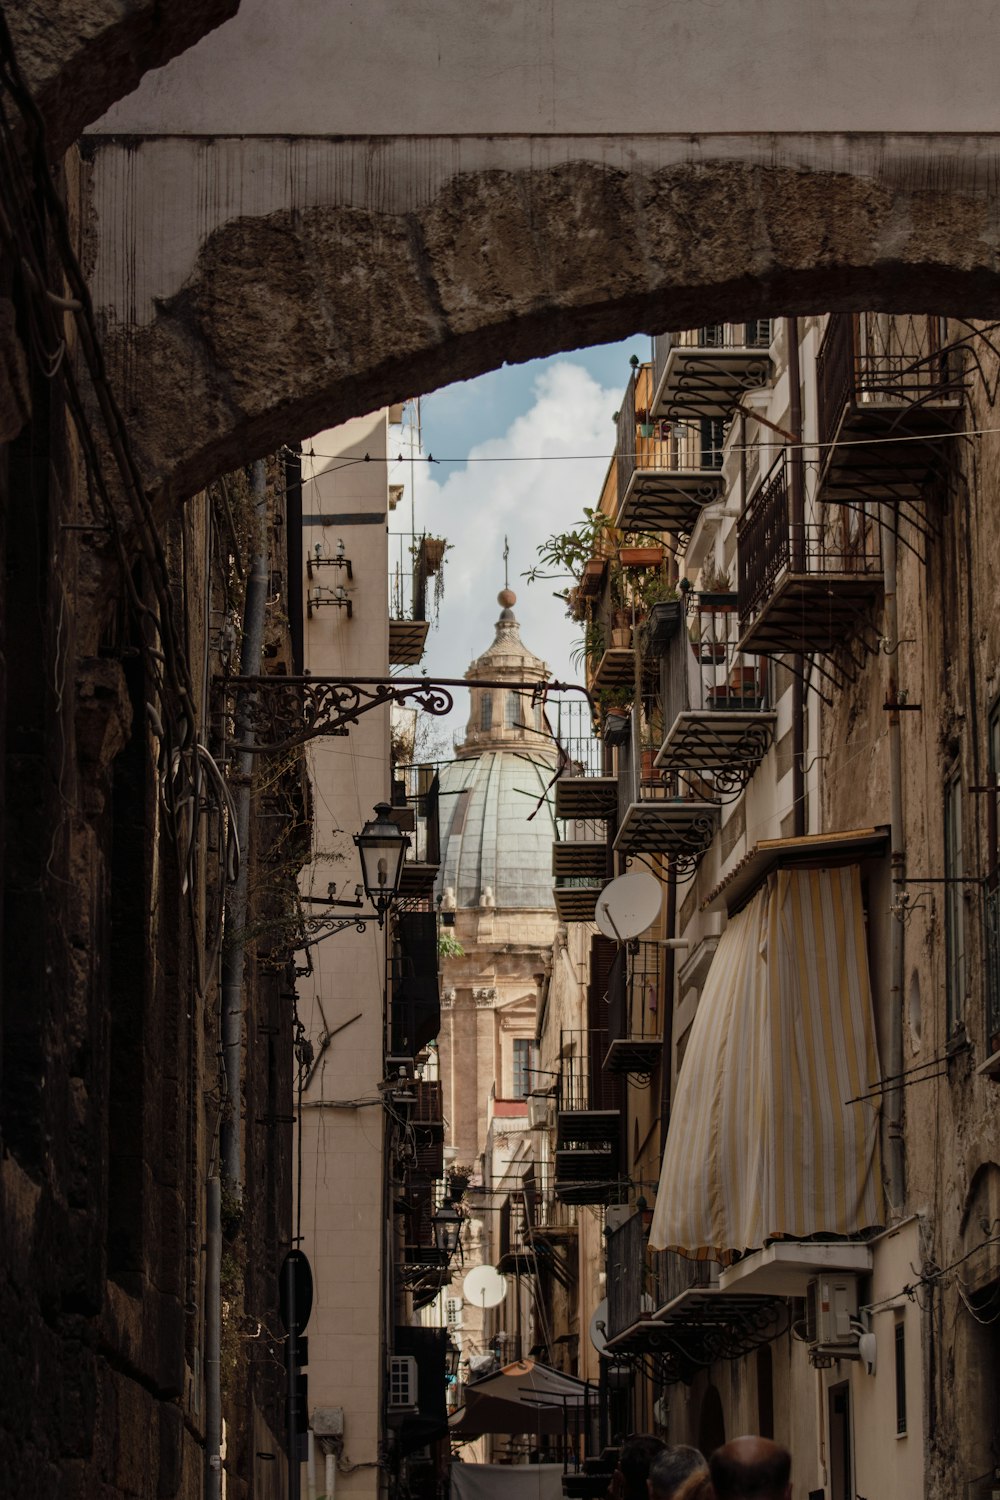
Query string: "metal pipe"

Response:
xmin=883 ymin=504 xmax=906 ymax=1212
xmin=220 ymin=458 xmax=269 ymax=1191
xmin=325 ymin=1453 xmax=336 ymax=1500
xmin=205 ymin=1175 xmax=222 ymax=1500
xmin=307 ymin=1433 xmax=317 ymax=1500
xmin=785 ymin=317 xmax=807 ymax=836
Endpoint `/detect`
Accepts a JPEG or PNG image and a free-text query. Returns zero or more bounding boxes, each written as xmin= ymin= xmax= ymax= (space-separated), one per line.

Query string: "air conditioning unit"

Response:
xmin=388 ymin=1355 xmax=419 ymax=1412
xmin=804 ymin=1275 xmax=861 ymax=1361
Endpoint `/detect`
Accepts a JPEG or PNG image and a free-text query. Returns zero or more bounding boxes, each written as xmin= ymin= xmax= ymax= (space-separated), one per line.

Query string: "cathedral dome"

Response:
xmin=436 ymin=593 xmax=557 ymax=911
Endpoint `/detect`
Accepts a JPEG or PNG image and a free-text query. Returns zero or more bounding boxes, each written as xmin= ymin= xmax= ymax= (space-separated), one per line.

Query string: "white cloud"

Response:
xmin=393 ymin=361 xmax=620 ymax=745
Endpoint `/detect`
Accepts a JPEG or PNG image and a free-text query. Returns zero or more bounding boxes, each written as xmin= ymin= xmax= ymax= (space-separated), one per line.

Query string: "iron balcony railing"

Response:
xmin=615 ymin=367 xmax=724 ymax=511
xmin=607 ymin=941 xmax=663 ymax=1054
xmin=661 ymin=593 xmax=766 ymax=726
xmin=556 ymin=1028 xmax=623 ymax=1115
xmin=606 ymin=1213 xmax=720 ymax=1340
xmin=737 ymin=452 xmax=882 ymax=629
xmin=617 ymin=706 xmax=670 ymax=826
xmin=817 ymin=313 xmax=960 ymax=450
xmin=652 ymin=322 xmax=773 ymax=395
xmin=392 ymin=767 xmax=441 ymax=876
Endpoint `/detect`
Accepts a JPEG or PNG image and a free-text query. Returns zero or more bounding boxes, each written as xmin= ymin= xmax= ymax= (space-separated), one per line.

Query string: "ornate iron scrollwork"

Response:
xmin=216 ymin=674 xmax=589 ymax=755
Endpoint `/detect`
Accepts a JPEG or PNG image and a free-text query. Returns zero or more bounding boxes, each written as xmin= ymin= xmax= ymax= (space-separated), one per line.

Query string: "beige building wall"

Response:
xmin=297 ymin=410 xmax=392 ymax=1498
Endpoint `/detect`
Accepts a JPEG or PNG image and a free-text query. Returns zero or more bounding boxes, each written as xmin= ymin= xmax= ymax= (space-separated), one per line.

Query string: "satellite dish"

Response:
xmin=589 ymin=1298 xmax=609 ymax=1356
xmin=595 ymin=871 xmax=662 ymax=942
xmin=463 ymin=1265 xmax=507 ymax=1309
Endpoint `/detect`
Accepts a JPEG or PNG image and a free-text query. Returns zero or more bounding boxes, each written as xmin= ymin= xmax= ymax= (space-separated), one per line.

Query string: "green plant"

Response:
xmin=570 ymin=619 xmax=606 ymax=672
xmin=437 ymin=930 xmax=465 ymax=959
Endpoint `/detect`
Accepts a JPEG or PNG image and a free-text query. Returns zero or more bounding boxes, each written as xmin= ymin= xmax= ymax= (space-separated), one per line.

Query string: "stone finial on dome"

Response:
xmin=497 ymin=585 xmax=517 ymax=620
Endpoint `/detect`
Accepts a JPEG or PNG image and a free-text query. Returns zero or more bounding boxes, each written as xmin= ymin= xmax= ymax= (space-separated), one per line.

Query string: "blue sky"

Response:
xmin=388 ymin=335 xmax=649 ymax=752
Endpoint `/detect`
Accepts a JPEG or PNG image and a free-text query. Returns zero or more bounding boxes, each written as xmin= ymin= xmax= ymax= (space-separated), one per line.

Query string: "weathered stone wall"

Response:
xmin=82 ymin=139 xmax=1000 ymax=505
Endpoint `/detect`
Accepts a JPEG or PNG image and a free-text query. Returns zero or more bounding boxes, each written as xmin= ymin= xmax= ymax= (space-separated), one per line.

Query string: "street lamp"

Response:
xmin=432 ymin=1201 xmax=463 ymax=1258
xmin=353 ymin=802 xmax=410 ymax=926
xmin=445 ymin=1339 xmax=461 ymax=1380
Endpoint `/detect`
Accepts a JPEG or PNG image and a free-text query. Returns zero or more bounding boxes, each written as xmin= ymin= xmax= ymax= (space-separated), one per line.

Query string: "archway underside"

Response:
xmin=94 ymin=152 xmax=1000 ymax=502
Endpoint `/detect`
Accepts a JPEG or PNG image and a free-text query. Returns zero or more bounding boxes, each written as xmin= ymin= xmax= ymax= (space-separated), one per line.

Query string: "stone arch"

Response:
xmin=92 ymin=143 xmax=1000 ymax=502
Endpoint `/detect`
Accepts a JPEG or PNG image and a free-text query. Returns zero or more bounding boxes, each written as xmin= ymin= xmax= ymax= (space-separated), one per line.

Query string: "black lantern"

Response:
xmin=445 ymin=1339 xmax=461 ymax=1380
xmin=432 ymin=1201 xmax=463 ymax=1258
xmin=354 ymin=802 xmax=409 ymax=925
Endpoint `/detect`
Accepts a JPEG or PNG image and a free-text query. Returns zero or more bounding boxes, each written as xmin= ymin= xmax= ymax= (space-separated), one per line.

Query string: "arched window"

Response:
xmin=480 ymin=694 xmax=492 ymax=731
xmin=505 ymin=691 xmax=520 ymax=729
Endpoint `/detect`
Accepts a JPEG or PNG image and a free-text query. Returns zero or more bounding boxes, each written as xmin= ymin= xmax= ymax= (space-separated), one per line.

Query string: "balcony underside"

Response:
xmin=554 ymin=881 xmax=606 ymax=923
xmin=604 ymin=1288 xmax=784 ymax=1363
xmin=616 ymin=469 xmax=725 ymax=539
xmin=555 ymin=1180 xmax=624 ymax=1206
xmin=591 ymin=647 xmax=637 ymax=692
xmin=398 ymin=860 xmax=440 ymax=898
xmin=389 ymin=617 xmax=430 ymax=665
xmin=652 ymin=349 xmax=774 ymax=420
xmin=555 ymin=776 xmax=618 ymax=821
xmin=613 ymin=799 xmax=719 ymax=860
xmin=737 ymin=572 xmax=883 ymax=656
xmin=603 ymin=1036 xmax=662 ymax=1074
xmin=656 ymin=711 xmax=777 ymax=781
xmin=497 ymin=1249 xmax=536 ymax=1276
xmin=819 ymin=398 xmax=962 ymax=504
xmin=552 ymin=841 xmax=608 ymax=880
xmin=556 ymin=1108 xmax=621 ymax=1146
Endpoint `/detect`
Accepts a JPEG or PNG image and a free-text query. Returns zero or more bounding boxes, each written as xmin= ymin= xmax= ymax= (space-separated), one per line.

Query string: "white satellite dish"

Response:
xmin=463 ymin=1264 xmax=507 ymax=1309
xmin=589 ymin=1298 xmax=609 ymax=1356
xmin=595 ymin=871 xmax=662 ymax=942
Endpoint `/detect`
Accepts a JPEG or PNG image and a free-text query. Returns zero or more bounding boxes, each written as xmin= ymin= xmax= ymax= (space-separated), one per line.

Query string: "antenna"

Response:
xmin=463 ymin=1264 xmax=507 ymax=1311
xmin=589 ymin=1298 xmax=609 ymax=1356
xmin=595 ymin=870 xmax=662 ymax=942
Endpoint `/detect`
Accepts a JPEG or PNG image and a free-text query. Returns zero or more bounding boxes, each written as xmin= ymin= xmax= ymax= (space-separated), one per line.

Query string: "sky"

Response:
xmin=388 ymin=335 xmax=649 ymax=752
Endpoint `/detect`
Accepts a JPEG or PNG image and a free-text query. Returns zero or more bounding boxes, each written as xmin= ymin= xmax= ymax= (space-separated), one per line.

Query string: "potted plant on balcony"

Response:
xmin=619 ymin=543 xmax=665 ymax=570
xmin=636 ymin=405 xmax=655 ymax=440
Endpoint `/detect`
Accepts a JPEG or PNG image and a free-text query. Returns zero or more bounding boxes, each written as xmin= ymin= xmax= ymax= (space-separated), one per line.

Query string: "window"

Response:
xmin=505 ymin=691 xmax=520 ymax=729
xmin=700 ymin=417 xmax=725 ymax=470
xmin=745 ymin=319 xmax=772 ymax=348
xmin=480 ymin=694 xmax=492 ymax=731
xmin=894 ymin=1319 xmax=907 ymax=1435
xmin=700 ymin=324 xmax=725 ymax=348
xmin=446 ymin=1296 xmax=462 ymax=1330
xmin=512 ymin=1038 xmax=537 ymax=1099
xmin=945 ymin=772 xmax=967 ymax=1038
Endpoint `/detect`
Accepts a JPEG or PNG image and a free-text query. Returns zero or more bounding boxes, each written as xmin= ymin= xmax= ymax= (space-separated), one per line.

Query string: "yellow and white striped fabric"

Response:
xmin=649 ymin=864 xmax=883 ymax=1261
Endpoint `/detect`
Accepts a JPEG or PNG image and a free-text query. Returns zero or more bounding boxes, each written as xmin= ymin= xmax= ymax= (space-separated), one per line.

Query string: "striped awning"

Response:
xmin=649 ymin=864 xmax=883 ymax=1261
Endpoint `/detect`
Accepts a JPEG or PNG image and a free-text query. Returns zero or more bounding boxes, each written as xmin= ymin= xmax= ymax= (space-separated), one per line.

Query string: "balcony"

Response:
xmin=388 ymin=534 xmax=446 ymax=665
xmin=650 ymin=323 xmax=773 ymax=422
xmin=409 ymin=1079 xmax=445 ymax=1179
xmin=391 ymin=769 xmax=441 ymax=899
xmin=615 ymin=366 xmax=726 ymax=540
xmin=604 ymin=1215 xmax=784 ymax=1376
xmin=552 ymin=714 xmax=614 ymax=921
xmin=604 ymin=941 xmax=663 ymax=1075
xmin=391 ymin=910 xmax=440 ymax=1058
xmin=817 ymin=314 xmax=962 ymax=506
xmin=614 ymin=709 xmax=719 ymax=874
xmin=655 ymin=593 xmax=776 ymax=795
xmin=555 ymin=1027 xmax=623 ymax=1205
xmin=737 ymin=453 xmax=883 ymax=658
xmin=400 ymin=1180 xmax=452 ymax=1289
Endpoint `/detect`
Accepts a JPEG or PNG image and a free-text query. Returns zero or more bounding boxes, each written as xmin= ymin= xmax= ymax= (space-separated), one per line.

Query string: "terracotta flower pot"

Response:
xmin=619 ymin=546 xmax=664 ymax=569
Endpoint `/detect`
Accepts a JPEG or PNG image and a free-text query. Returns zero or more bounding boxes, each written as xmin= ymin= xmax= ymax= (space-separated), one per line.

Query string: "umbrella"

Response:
xmin=449 ymin=1359 xmax=590 ymax=1436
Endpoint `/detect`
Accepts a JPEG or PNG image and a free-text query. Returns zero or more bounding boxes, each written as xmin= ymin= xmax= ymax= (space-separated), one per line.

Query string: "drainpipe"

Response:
xmin=205 ymin=1175 xmax=222 ymax=1500
xmin=785 ymin=318 xmax=807 ymax=836
xmin=883 ymin=506 xmax=906 ymax=1213
xmin=221 ymin=459 xmax=269 ymax=1192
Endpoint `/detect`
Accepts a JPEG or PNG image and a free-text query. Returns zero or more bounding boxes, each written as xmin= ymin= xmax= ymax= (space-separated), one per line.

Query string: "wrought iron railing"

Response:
xmin=652 ymin=322 xmax=772 ymax=390
xmin=388 ymin=533 xmax=448 ymax=621
xmin=607 ymin=942 xmax=663 ymax=1052
xmin=392 ymin=767 xmax=441 ymax=870
xmin=617 ymin=706 xmax=670 ymax=823
xmin=616 ymin=367 xmax=724 ymax=511
xmin=606 ymin=1214 xmax=720 ymax=1339
xmin=557 ymin=1029 xmax=623 ymax=1114
xmin=737 ymin=453 xmax=882 ymax=627
xmin=816 ymin=313 xmax=960 ymax=449
xmin=661 ymin=593 xmax=765 ymax=725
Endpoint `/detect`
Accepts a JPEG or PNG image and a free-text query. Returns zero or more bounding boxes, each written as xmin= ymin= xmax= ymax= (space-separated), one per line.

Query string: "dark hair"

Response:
xmin=648 ymin=1446 xmax=708 ymax=1500
xmin=709 ymin=1443 xmax=790 ymax=1500
xmin=619 ymin=1435 xmax=667 ymax=1500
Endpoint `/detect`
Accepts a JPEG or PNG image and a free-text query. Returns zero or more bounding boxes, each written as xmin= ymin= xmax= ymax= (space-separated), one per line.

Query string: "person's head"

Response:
xmin=709 ymin=1437 xmax=791 ymax=1500
xmin=648 ymin=1445 xmax=708 ymax=1500
xmin=672 ymin=1475 xmax=714 ymax=1500
xmin=616 ymin=1434 xmax=667 ymax=1500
